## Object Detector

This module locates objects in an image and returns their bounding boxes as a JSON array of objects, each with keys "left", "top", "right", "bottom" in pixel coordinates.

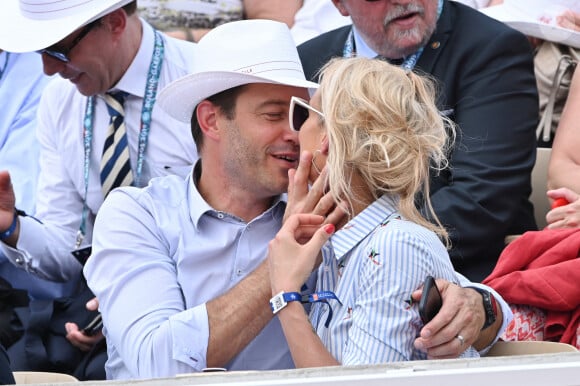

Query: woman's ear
[
  {"left": 196, "top": 100, "right": 221, "bottom": 142},
  {"left": 321, "top": 135, "right": 330, "bottom": 156}
]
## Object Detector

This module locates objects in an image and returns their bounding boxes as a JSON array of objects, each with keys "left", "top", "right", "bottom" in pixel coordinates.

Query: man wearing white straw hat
[
  {"left": 85, "top": 19, "right": 510, "bottom": 380},
  {"left": 0, "top": 0, "right": 197, "bottom": 379},
  {"left": 84, "top": 18, "right": 319, "bottom": 379}
]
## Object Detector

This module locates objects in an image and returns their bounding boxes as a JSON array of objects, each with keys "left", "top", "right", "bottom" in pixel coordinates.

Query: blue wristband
[
  {"left": 0, "top": 210, "right": 17, "bottom": 240},
  {"left": 269, "top": 290, "right": 342, "bottom": 328}
]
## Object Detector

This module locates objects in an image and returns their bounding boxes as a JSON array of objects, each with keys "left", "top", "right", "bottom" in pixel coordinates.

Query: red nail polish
[
  {"left": 551, "top": 198, "right": 569, "bottom": 209},
  {"left": 324, "top": 224, "right": 335, "bottom": 234}
]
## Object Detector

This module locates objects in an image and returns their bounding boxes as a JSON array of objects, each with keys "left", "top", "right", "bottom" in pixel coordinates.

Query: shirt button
[
  {"left": 236, "top": 269, "right": 243, "bottom": 276},
  {"left": 217, "top": 213, "right": 224, "bottom": 219},
  {"left": 15, "top": 258, "right": 23, "bottom": 265}
]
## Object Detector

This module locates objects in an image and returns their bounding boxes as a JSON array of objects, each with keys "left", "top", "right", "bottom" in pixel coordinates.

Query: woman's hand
[
  {"left": 268, "top": 214, "right": 334, "bottom": 295},
  {"left": 546, "top": 187, "right": 580, "bottom": 229}
]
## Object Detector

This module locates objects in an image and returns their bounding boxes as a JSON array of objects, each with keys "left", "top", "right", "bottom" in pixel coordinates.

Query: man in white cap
[
  {"left": 0, "top": 0, "right": 197, "bottom": 379},
  {"left": 85, "top": 19, "right": 511, "bottom": 380}
]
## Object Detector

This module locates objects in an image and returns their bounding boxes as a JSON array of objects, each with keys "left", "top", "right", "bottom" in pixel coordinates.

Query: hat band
[
  {"left": 20, "top": 0, "right": 96, "bottom": 20},
  {"left": 232, "top": 60, "right": 304, "bottom": 77}
]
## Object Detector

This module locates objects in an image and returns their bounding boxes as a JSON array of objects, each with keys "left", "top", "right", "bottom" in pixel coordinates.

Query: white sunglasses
[{"left": 289, "top": 96, "right": 325, "bottom": 132}]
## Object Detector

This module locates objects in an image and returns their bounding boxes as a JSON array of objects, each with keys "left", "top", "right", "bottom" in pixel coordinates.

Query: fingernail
[{"left": 324, "top": 224, "right": 335, "bottom": 234}]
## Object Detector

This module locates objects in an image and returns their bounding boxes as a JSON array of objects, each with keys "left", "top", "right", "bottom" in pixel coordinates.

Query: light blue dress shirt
[
  {"left": 312, "top": 195, "right": 487, "bottom": 363},
  {"left": 0, "top": 51, "right": 77, "bottom": 299},
  {"left": 85, "top": 167, "right": 294, "bottom": 379}
]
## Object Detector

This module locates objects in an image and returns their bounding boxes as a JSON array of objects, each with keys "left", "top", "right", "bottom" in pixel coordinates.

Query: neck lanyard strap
[
  {"left": 76, "top": 30, "right": 165, "bottom": 248},
  {"left": 0, "top": 52, "right": 10, "bottom": 83}
]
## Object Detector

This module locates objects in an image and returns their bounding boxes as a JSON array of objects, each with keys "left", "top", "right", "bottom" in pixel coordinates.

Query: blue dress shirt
[
  {"left": 85, "top": 169, "right": 294, "bottom": 379},
  {"left": 0, "top": 52, "right": 77, "bottom": 299}
]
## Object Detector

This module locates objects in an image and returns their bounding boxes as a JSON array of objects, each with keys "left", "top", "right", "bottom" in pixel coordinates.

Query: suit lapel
[{"left": 417, "top": 0, "right": 453, "bottom": 74}]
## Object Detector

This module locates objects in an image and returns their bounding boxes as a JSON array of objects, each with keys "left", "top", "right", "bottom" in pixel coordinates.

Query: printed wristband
[
  {"left": 270, "top": 291, "right": 303, "bottom": 314},
  {"left": 0, "top": 210, "right": 17, "bottom": 241},
  {"left": 269, "top": 290, "right": 342, "bottom": 328}
]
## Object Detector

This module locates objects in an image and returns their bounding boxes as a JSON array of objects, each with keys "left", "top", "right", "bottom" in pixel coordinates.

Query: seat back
[
  {"left": 530, "top": 147, "right": 552, "bottom": 229},
  {"left": 486, "top": 341, "right": 578, "bottom": 356},
  {"left": 13, "top": 371, "right": 79, "bottom": 384}
]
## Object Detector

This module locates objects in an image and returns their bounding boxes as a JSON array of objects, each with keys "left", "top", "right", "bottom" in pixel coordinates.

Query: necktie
[
  {"left": 374, "top": 55, "right": 404, "bottom": 66},
  {"left": 100, "top": 92, "right": 133, "bottom": 197}
]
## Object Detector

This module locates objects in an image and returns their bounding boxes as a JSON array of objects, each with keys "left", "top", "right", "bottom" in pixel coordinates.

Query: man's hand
[
  {"left": 65, "top": 297, "right": 102, "bottom": 352},
  {"left": 412, "top": 280, "right": 486, "bottom": 359},
  {"left": 0, "top": 171, "right": 17, "bottom": 234}
]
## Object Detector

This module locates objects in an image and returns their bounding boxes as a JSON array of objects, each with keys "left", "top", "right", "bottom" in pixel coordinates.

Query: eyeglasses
[
  {"left": 289, "top": 96, "right": 325, "bottom": 132},
  {"left": 37, "top": 20, "right": 98, "bottom": 63}
]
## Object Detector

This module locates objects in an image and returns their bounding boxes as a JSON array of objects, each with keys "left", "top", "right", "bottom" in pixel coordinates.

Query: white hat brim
[
  {"left": 0, "top": 0, "right": 133, "bottom": 53},
  {"left": 158, "top": 71, "right": 319, "bottom": 123},
  {"left": 481, "top": 2, "right": 580, "bottom": 49}
]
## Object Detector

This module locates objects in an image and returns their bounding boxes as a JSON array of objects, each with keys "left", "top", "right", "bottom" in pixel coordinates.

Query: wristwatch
[
  {"left": 468, "top": 287, "right": 497, "bottom": 330},
  {"left": 269, "top": 291, "right": 302, "bottom": 314}
]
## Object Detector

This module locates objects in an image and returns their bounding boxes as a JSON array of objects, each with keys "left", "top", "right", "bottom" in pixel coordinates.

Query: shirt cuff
[{"left": 169, "top": 302, "right": 210, "bottom": 372}]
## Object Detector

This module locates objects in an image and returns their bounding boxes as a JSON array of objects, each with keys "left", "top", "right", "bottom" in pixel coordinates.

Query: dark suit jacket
[{"left": 298, "top": 1, "right": 538, "bottom": 281}]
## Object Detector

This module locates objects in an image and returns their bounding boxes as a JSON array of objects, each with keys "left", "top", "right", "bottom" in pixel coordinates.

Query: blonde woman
[{"left": 268, "top": 57, "right": 480, "bottom": 366}]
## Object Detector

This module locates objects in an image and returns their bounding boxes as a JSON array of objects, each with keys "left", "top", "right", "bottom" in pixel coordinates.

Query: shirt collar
[
  {"left": 108, "top": 18, "right": 155, "bottom": 98},
  {"left": 187, "top": 161, "right": 287, "bottom": 229},
  {"left": 331, "top": 195, "right": 399, "bottom": 260},
  {"left": 351, "top": 25, "right": 378, "bottom": 59}
]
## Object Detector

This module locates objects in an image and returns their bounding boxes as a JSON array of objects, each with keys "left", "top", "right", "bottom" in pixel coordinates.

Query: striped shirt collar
[{"left": 330, "top": 195, "right": 399, "bottom": 261}]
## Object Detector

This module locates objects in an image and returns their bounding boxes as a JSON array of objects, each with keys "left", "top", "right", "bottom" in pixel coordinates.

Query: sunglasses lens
[{"left": 292, "top": 103, "right": 309, "bottom": 131}]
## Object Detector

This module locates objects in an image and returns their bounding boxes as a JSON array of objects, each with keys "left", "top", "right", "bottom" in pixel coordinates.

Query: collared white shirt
[
  {"left": 1, "top": 20, "right": 198, "bottom": 281},
  {"left": 85, "top": 168, "right": 293, "bottom": 379},
  {"left": 312, "top": 195, "right": 497, "bottom": 363}
]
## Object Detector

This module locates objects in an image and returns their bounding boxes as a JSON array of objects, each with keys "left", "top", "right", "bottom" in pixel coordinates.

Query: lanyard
[
  {"left": 76, "top": 30, "right": 165, "bottom": 249},
  {"left": 0, "top": 52, "right": 10, "bottom": 83},
  {"left": 342, "top": 0, "right": 444, "bottom": 71}
]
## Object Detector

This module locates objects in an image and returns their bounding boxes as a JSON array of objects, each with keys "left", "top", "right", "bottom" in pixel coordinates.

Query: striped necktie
[{"left": 100, "top": 91, "right": 133, "bottom": 197}]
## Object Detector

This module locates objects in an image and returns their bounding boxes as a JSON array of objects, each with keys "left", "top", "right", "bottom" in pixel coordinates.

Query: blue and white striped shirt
[{"left": 311, "top": 195, "right": 479, "bottom": 364}]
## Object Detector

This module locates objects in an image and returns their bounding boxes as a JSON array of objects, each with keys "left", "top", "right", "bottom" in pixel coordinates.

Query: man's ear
[
  {"left": 332, "top": 0, "right": 350, "bottom": 17},
  {"left": 102, "top": 7, "right": 127, "bottom": 36},
  {"left": 196, "top": 100, "right": 221, "bottom": 142}
]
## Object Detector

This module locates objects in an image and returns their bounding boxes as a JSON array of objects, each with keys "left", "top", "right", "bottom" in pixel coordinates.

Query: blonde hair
[{"left": 318, "top": 57, "right": 455, "bottom": 243}]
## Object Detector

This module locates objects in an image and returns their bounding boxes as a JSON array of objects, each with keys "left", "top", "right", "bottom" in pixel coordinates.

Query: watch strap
[{"left": 467, "top": 286, "right": 497, "bottom": 330}]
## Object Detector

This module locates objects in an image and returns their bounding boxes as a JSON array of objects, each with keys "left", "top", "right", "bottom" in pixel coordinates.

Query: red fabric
[{"left": 483, "top": 228, "right": 580, "bottom": 347}]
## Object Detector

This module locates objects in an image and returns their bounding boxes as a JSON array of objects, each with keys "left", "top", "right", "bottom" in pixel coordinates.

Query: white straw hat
[
  {"left": 0, "top": 0, "right": 134, "bottom": 53},
  {"left": 481, "top": 0, "right": 580, "bottom": 49},
  {"left": 157, "top": 19, "right": 319, "bottom": 123}
]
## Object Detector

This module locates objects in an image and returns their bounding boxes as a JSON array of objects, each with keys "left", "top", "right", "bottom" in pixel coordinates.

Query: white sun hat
[
  {"left": 0, "top": 0, "right": 134, "bottom": 53},
  {"left": 157, "top": 19, "right": 319, "bottom": 123},
  {"left": 481, "top": 0, "right": 580, "bottom": 49}
]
